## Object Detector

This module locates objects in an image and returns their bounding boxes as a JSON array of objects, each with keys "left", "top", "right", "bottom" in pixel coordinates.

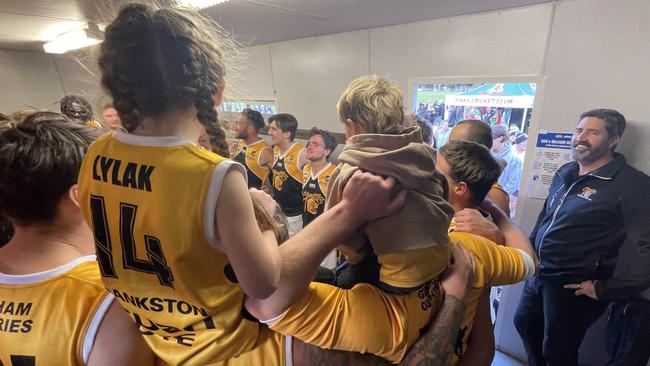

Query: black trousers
[
  {"left": 606, "top": 301, "right": 650, "bottom": 366},
  {"left": 514, "top": 277, "right": 607, "bottom": 366}
]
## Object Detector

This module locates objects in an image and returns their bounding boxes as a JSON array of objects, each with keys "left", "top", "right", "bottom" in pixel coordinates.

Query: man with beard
[
  {"left": 232, "top": 108, "right": 274, "bottom": 189},
  {"left": 514, "top": 109, "right": 650, "bottom": 366}
]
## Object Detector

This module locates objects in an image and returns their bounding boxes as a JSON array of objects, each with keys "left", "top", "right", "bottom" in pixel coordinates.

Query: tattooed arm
[
  {"left": 292, "top": 338, "right": 387, "bottom": 366},
  {"left": 399, "top": 294, "right": 468, "bottom": 366},
  {"left": 293, "top": 244, "right": 476, "bottom": 366},
  {"left": 400, "top": 243, "right": 474, "bottom": 366}
]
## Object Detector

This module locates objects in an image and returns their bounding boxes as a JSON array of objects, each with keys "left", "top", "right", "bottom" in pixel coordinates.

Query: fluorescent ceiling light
[
  {"left": 43, "top": 23, "right": 103, "bottom": 54},
  {"left": 176, "top": 0, "right": 229, "bottom": 9}
]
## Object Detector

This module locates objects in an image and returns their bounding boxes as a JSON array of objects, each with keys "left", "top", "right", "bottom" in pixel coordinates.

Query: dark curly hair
[
  {"left": 60, "top": 95, "right": 94, "bottom": 122},
  {"left": 98, "top": 3, "right": 229, "bottom": 156},
  {"left": 0, "top": 112, "right": 104, "bottom": 224},
  {"left": 241, "top": 108, "right": 265, "bottom": 131}
]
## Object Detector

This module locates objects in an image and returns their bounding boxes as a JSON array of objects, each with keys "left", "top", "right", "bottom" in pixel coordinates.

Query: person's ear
[
  {"left": 345, "top": 119, "right": 365, "bottom": 136},
  {"left": 456, "top": 181, "right": 469, "bottom": 199},
  {"left": 609, "top": 135, "right": 620, "bottom": 150},
  {"left": 68, "top": 184, "right": 80, "bottom": 208}
]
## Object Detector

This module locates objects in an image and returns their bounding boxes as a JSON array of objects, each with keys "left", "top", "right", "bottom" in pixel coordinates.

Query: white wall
[
  {"left": 224, "top": 44, "right": 275, "bottom": 101},
  {"left": 0, "top": 50, "right": 101, "bottom": 116},
  {"left": 52, "top": 54, "right": 102, "bottom": 104},
  {"left": 235, "top": 3, "right": 553, "bottom": 133},
  {"left": 370, "top": 5, "right": 551, "bottom": 90},
  {"left": 271, "top": 30, "right": 371, "bottom": 131},
  {"left": 0, "top": 50, "right": 64, "bottom": 113}
]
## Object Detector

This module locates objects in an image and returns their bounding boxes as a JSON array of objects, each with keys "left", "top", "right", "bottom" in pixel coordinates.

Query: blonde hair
[
  {"left": 337, "top": 75, "right": 404, "bottom": 134},
  {"left": 250, "top": 194, "right": 289, "bottom": 245}
]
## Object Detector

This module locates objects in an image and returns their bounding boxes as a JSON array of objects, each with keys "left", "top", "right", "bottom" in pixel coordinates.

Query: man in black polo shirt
[{"left": 514, "top": 109, "right": 650, "bottom": 366}]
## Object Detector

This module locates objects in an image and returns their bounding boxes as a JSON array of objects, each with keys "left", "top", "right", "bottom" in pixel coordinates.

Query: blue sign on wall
[{"left": 535, "top": 132, "right": 573, "bottom": 149}]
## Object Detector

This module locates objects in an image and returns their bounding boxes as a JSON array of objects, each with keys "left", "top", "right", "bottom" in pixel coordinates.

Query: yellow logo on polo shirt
[{"left": 578, "top": 187, "right": 597, "bottom": 201}]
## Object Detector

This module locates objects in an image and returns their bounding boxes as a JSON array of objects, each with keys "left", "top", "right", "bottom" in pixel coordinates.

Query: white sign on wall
[
  {"left": 445, "top": 94, "right": 535, "bottom": 109},
  {"left": 527, "top": 131, "right": 573, "bottom": 199},
  {"left": 219, "top": 100, "right": 277, "bottom": 115}
]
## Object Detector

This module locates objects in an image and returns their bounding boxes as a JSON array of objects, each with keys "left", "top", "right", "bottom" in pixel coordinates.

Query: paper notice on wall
[{"left": 527, "top": 131, "right": 573, "bottom": 199}]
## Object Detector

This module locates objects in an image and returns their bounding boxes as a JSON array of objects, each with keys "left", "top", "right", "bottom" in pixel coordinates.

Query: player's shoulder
[
  {"left": 64, "top": 260, "right": 106, "bottom": 291},
  {"left": 258, "top": 139, "right": 271, "bottom": 148},
  {"left": 449, "top": 231, "right": 499, "bottom": 255},
  {"left": 324, "top": 162, "right": 337, "bottom": 175},
  {"left": 87, "top": 131, "right": 114, "bottom": 150},
  {"left": 305, "top": 163, "right": 314, "bottom": 174}
]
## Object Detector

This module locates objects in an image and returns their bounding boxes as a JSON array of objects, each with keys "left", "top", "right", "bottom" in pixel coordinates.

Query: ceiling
[{"left": 0, "top": 0, "right": 554, "bottom": 51}]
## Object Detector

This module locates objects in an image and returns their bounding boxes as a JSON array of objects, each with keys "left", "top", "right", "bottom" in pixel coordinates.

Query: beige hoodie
[{"left": 327, "top": 126, "right": 454, "bottom": 288}]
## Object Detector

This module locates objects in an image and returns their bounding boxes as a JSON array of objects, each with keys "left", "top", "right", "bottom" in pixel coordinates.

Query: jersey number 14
[{"left": 90, "top": 195, "right": 175, "bottom": 288}]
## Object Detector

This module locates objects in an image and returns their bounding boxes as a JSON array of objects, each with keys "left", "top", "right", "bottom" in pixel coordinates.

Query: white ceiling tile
[{"left": 0, "top": 0, "right": 554, "bottom": 51}]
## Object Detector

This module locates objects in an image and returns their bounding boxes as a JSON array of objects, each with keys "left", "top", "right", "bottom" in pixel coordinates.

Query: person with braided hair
[
  {"left": 76, "top": 3, "right": 407, "bottom": 365},
  {"left": 60, "top": 95, "right": 103, "bottom": 128}
]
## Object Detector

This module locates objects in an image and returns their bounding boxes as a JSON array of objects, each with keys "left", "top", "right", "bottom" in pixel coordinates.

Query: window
[
  {"left": 412, "top": 82, "right": 536, "bottom": 148},
  {"left": 219, "top": 100, "right": 278, "bottom": 115}
]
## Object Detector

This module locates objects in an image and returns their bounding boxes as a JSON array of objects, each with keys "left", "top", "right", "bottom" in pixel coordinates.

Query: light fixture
[
  {"left": 176, "top": 0, "right": 229, "bottom": 9},
  {"left": 43, "top": 23, "right": 103, "bottom": 54}
]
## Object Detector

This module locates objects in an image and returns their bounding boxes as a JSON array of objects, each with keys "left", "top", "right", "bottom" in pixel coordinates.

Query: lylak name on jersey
[{"left": 91, "top": 155, "right": 155, "bottom": 192}]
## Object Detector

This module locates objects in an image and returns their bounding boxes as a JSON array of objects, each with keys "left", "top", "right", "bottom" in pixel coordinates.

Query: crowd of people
[
  {"left": 420, "top": 116, "right": 528, "bottom": 217},
  {"left": 0, "top": 3, "right": 649, "bottom": 366}
]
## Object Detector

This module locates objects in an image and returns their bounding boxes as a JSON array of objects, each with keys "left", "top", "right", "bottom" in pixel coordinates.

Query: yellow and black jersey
[
  {"left": 267, "top": 279, "right": 442, "bottom": 364},
  {"left": 268, "top": 229, "right": 534, "bottom": 365},
  {"left": 232, "top": 139, "right": 271, "bottom": 189},
  {"left": 492, "top": 182, "right": 508, "bottom": 193},
  {"left": 0, "top": 256, "right": 113, "bottom": 366},
  {"left": 271, "top": 143, "right": 304, "bottom": 216},
  {"left": 85, "top": 120, "right": 103, "bottom": 129},
  {"left": 447, "top": 229, "right": 535, "bottom": 363},
  {"left": 77, "top": 132, "right": 274, "bottom": 365},
  {"left": 302, "top": 162, "right": 336, "bottom": 226}
]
